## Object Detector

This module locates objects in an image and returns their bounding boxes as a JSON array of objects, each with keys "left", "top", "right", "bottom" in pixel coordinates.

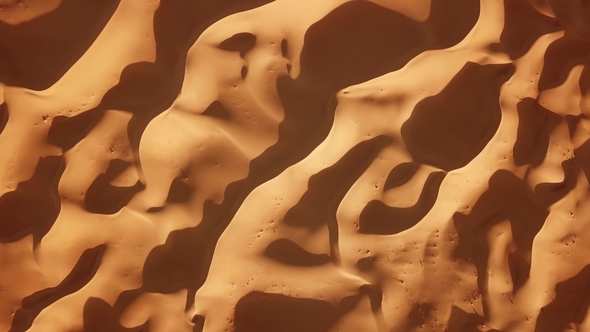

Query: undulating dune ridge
[{"left": 1, "top": 0, "right": 590, "bottom": 331}]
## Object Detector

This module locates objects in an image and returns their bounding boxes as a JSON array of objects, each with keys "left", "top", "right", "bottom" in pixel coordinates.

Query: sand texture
[{"left": 1, "top": 0, "right": 590, "bottom": 331}]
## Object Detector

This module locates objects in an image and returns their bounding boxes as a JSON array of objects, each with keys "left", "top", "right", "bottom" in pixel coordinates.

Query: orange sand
[{"left": 1, "top": 0, "right": 590, "bottom": 331}]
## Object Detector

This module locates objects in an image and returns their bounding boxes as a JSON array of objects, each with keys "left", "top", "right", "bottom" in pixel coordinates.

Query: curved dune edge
[{"left": 1, "top": 0, "right": 590, "bottom": 331}]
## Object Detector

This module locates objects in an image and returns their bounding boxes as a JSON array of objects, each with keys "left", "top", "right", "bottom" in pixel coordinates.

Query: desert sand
[{"left": 1, "top": 0, "right": 590, "bottom": 331}]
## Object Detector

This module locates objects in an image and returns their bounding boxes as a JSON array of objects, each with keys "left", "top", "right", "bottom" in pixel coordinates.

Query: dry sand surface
[{"left": 1, "top": 0, "right": 590, "bottom": 331}]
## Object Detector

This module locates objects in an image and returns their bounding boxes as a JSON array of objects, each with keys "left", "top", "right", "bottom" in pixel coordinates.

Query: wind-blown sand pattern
[{"left": 1, "top": 0, "right": 590, "bottom": 331}]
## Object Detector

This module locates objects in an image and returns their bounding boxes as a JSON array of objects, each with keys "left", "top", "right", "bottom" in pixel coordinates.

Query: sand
[{"left": 1, "top": 0, "right": 590, "bottom": 331}]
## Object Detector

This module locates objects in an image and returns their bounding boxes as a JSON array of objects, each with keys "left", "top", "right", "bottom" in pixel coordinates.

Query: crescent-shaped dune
[{"left": 1, "top": 0, "right": 590, "bottom": 331}]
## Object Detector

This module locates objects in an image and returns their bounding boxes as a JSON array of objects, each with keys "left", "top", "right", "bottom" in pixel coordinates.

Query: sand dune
[{"left": 1, "top": 0, "right": 590, "bottom": 331}]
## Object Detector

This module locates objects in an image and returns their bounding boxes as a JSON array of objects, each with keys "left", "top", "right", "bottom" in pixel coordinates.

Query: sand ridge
[{"left": 1, "top": 0, "right": 590, "bottom": 331}]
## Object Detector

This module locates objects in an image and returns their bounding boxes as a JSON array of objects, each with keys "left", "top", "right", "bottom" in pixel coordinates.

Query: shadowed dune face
[
  {"left": 0, "top": 156, "right": 63, "bottom": 244},
  {"left": 490, "top": 0, "right": 562, "bottom": 59},
  {"left": 0, "top": 0, "right": 120, "bottom": 90},
  {"left": 453, "top": 171, "right": 549, "bottom": 312},
  {"left": 401, "top": 62, "right": 514, "bottom": 171},
  {"left": 233, "top": 291, "right": 361, "bottom": 332},
  {"left": 1, "top": 0, "right": 590, "bottom": 331},
  {"left": 298, "top": 0, "right": 480, "bottom": 92}
]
